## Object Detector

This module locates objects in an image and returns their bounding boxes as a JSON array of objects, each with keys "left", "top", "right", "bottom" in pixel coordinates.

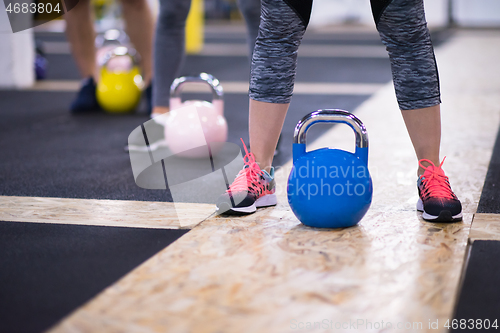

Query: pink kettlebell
[{"left": 166, "top": 73, "right": 228, "bottom": 158}]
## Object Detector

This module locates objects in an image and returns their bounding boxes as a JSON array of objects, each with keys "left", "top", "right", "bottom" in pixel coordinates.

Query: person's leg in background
[
  {"left": 124, "top": 0, "right": 190, "bottom": 152},
  {"left": 237, "top": 0, "right": 260, "bottom": 58},
  {"left": 151, "top": 0, "right": 261, "bottom": 118},
  {"left": 135, "top": 0, "right": 262, "bottom": 153},
  {"left": 65, "top": 0, "right": 154, "bottom": 113},
  {"left": 372, "top": 0, "right": 462, "bottom": 221},
  {"left": 130, "top": 0, "right": 262, "bottom": 152},
  {"left": 150, "top": 0, "right": 191, "bottom": 118},
  {"left": 64, "top": 0, "right": 100, "bottom": 112},
  {"left": 64, "top": 0, "right": 96, "bottom": 79},
  {"left": 121, "top": 0, "right": 154, "bottom": 111}
]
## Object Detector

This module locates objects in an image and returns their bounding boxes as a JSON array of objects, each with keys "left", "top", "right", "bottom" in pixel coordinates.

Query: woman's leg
[
  {"left": 248, "top": 0, "right": 312, "bottom": 171},
  {"left": 64, "top": 0, "right": 102, "bottom": 112},
  {"left": 372, "top": 0, "right": 441, "bottom": 175},
  {"left": 216, "top": 0, "right": 312, "bottom": 214},
  {"left": 121, "top": 0, "right": 154, "bottom": 85},
  {"left": 401, "top": 105, "right": 441, "bottom": 176},
  {"left": 372, "top": 0, "right": 461, "bottom": 221},
  {"left": 249, "top": 100, "right": 288, "bottom": 173},
  {"left": 126, "top": 0, "right": 190, "bottom": 152},
  {"left": 151, "top": 0, "right": 191, "bottom": 117},
  {"left": 64, "top": 0, "right": 95, "bottom": 80}
]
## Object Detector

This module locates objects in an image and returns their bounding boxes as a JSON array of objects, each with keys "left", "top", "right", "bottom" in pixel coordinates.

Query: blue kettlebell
[{"left": 287, "top": 109, "right": 373, "bottom": 228}]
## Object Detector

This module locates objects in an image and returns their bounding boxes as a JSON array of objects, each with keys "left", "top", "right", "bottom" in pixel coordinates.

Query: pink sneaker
[
  {"left": 417, "top": 158, "right": 462, "bottom": 222},
  {"left": 216, "top": 141, "right": 277, "bottom": 214}
]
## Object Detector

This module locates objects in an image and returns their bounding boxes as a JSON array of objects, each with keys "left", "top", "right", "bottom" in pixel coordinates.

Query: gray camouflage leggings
[{"left": 249, "top": 0, "right": 441, "bottom": 110}]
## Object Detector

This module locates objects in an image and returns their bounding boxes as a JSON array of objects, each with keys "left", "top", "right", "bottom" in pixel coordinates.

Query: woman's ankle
[{"left": 151, "top": 106, "right": 169, "bottom": 118}]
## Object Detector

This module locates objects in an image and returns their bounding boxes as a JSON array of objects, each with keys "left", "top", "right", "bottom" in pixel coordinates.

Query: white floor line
[
  {"left": 201, "top": 43, "right": 388, "bottom": 58},
  {"left": 23, "top": 80, "right": 386, "bottom": 94},
  {"left": 27, "top": 80, "right": 81, "bottom": 91},
  {"left": 42, "top": 41, "right": 388, "bottom": 58}
]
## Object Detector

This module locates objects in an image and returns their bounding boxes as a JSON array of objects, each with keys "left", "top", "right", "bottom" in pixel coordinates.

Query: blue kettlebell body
[{"left": 287, "top": 110, "right": 373, "bottom": 228}]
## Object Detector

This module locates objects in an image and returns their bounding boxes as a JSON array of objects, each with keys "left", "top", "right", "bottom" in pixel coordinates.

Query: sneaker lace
[
  {"left": 227, "top": 139, "right": 264, "bottom": 194},
  {"left": 418, "top": 157, "right": 455, "bottom": 199}
]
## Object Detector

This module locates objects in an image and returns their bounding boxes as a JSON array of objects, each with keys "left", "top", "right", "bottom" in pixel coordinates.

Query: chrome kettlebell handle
[
  {"left": 170, "top": 73, "right": 223, "bottom": 101},
  {"left": 95, "top": 29, "right": 130, "bottom": 49},
  {"left": 293, "top": 109, "right": 369, "bottom": 149},
  {"left": 99, "top": 46, "right": 138, "bottom": 67}
]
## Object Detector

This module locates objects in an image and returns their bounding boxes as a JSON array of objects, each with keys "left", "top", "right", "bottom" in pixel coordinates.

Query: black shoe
[
  {"left": 34, "top": 40, "right": 48, "bottom": 80},
  {"left": 417, "top": 158, "right": 462, "bottom": 222},
  {"left": 70, "top": 77, "right": 102, "bottom": 113},
  {"left": 144, "top": 83, "right": 152, "bottom": 116}
]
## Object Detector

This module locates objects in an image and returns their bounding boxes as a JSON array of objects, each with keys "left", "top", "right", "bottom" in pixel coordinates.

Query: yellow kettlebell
[{"left": 96, "top": 46, "right": 143, "bottom": 114}]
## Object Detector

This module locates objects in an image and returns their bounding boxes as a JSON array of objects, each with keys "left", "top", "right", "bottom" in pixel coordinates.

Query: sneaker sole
[
  {"left": 417, "top": 198, "right": 463, "bottom": 222},
  {"left": 218, "top": 193, "right": 277, "bottom": 215}
]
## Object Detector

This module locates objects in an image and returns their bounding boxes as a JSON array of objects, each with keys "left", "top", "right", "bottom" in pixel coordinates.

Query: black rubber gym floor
[
  {"left": 0, "top": 27, "right": 499, "bottom": 332},
  {"left": 0, "top": 221, "right": 188, "bottom": 333},
  {"left": 452, "top": 240, "right": 500, "bottom": 331},
  {"left": 477, "top": 126, "right": 500, "bottom": 214}
]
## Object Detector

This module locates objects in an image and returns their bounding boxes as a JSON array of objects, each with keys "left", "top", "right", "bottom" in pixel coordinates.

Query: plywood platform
[
  {"left": 43, "top": 30, "right": 500, "bottom": 332},
  {"left": 0, "top": 196, "right": 214, "bottom": 229}
]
